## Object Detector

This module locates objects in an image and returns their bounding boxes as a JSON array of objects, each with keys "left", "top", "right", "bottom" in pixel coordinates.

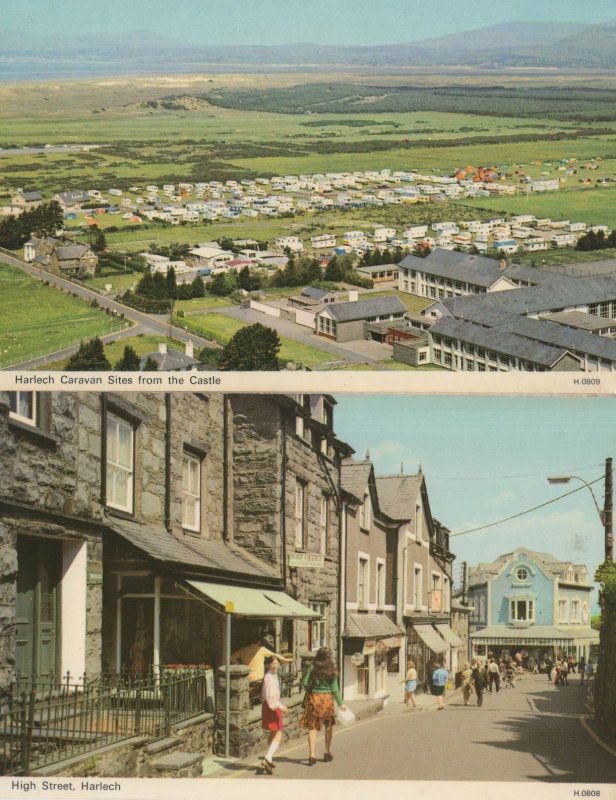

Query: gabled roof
[
  {"left": 319, "top": 295, "right": 406, "bottom": 322},
  {"left": 341, "top": 460, "right": 372, "bottom": 502},
  {"left": 375, "top": 474, "right": 424, "bottom": 521},
  {"left": 20, "top": 191, "right": 42, "bottom": 202},
  {"left": 55, "top": 244, "right": 91, "bottom": 261},
  {"left": 301, "top": 286, "right": 332, "bottom": 301}
]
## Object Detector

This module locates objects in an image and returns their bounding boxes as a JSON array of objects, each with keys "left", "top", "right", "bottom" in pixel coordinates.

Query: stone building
[
  {"left": 229, "top": 394, "right": 351, "bottom": 666},
  {"left": 23, "top": 236, "right": 98, "bottom": 278},
  {"left": 0, "top": 391, "right": 346, "bottom": 697}
]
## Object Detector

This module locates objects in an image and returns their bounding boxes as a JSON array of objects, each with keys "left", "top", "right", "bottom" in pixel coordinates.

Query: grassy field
[
  {"left": 0, "top": 260, "right": 126, "bottom": 367},
  {"left": 177, "top": 311, "right": 346, "bottom": 367}
]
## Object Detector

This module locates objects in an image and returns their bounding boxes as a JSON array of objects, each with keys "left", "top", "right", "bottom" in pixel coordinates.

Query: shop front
[
  {"left": 406, "top": 623, "right": 448, "bottom": 692},
  {"left": 342, "top": 613, "right": 404, "bottom": 701},
  {"left": 469, "top": 625, "right": 600, "bottom": 668}
]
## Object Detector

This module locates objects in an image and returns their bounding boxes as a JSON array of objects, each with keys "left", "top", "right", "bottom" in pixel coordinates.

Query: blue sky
[
  {"left": 334, "top": 395, "right": 615, "bottom": 610},
  {"left": 3, "top": 0, "right": 615, "bottom": 45}
]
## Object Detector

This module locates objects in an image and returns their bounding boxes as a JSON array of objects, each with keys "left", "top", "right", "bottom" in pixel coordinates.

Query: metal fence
[{"left": 0, "top": 669, "right": 214, "bottom": 776}]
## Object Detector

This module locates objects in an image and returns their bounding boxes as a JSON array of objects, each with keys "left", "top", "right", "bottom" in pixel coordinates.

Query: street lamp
[{"left": 547, "top": 457, "right": 613, "bottom": 562}]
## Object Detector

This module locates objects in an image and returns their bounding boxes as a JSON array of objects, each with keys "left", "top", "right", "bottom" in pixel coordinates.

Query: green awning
[{"left": 185, "top": 580, "right": 320, "bottom": 619}]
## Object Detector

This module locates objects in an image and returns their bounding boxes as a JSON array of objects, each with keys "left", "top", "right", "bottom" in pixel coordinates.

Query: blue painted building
[{"left": 465, "top": 549, "right": 598, "bottom": 664}]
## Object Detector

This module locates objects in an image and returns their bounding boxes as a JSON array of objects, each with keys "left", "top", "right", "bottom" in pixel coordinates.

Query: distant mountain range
[{"left": 1, "top": 20, "right": 616, "bottom": 71}]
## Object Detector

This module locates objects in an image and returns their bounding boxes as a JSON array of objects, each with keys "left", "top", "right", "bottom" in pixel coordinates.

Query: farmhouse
[
  {"left": 53, "top": 190, "right": 92, "bottom": 210},
  {"left": 315, "top": 295, "right": 406, "bottom": 342},
  {"left": 25, "top": 235, "right": 98, "bottom": 278}
]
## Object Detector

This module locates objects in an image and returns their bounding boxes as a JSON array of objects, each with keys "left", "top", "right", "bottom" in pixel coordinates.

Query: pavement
[{"left": 202, "top": 674, "right": 616, "bottom": 782}]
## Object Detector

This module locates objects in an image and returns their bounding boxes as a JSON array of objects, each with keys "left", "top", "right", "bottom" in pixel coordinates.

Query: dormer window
[{"left": 515, "top": 567, "right": 529, "bottom": 582}]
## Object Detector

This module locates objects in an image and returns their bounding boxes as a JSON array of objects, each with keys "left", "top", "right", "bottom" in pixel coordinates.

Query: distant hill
[{"left": 1, "top": 19, "right": 615, "bottom": 71}]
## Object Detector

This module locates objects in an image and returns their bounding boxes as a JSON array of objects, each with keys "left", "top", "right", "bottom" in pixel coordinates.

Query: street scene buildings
[{"left": 0, "top": 390, "right": 610, "bottom": 780}]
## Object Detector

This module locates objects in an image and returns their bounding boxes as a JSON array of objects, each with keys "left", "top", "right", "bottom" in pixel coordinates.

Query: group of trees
[
  {"left": 357, "top": 246, "right": 406, "bottom": 267},
  {"left": 64, "top": 338, "right": 159, "bottom": 371},
  {"left": 324, "top": 254, "right": 373, "bottom": 287},
  {"left": 122, "top": 267, "right": 206, "bottom": 312},
  {"left": 0, "top": 201, "right": 63, "bottom": 249},
  {"left": 576, "top": 229, "right": 616, "bottom": 251}
]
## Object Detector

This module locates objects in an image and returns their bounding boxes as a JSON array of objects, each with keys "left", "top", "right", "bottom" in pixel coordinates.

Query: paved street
[{"left": 214, "top": 674, "right": 615, "bottom": 782}]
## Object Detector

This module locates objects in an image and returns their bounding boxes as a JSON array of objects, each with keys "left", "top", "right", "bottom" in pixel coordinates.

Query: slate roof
[
  {"left": 430, "top": 316, "right": 576, "bottom": 367},
  {"left": 56, "top": 245, "right": 91, "bottom": 260},
  {"left": 341, "top": 460, "right": 372, "bottom": 502},
  {"left": 437, "top": 298, "right": 616, "bottom": 362},
  {"left": 345, "top": 613, "right": 404, "bottom": 639},
  {"left": 356, "top": 263, "right": 399, "bottom": 275},
  {"left": 398, "top": 249, "right": 552, "bottom": 288},
  {"left": 468, "top": 549, "right": 591, "bottom": 588},
  {"left": 319, "top": 296, "right": 406, "bottom": 322},
  {"left": 110, "top": 519, "right": 278, "bottom": 579},
  {"left": 21, "top": 191, "right": 42, "bottom": 202},
  {"left": 541, "top": 311, "right": 616, "bottom": 331},
  {"left": 139, "top": 348, "right": 199, "bottom": 371},
  {"left": 477, "top": 275, "right": 616, "bottom": 315},
  {"left": 375, "top": 474, "right": 423, "bottom": 521},
  {"left": 301, "top": 286, "right": 332, "bottom": 301}
]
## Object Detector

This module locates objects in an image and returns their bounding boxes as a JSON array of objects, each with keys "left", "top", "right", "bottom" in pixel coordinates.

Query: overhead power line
[{"left": 450, "top": 474, "right": 605, "bottom": 538}]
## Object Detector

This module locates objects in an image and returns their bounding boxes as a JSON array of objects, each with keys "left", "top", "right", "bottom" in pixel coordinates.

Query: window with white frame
[
  {"left": 376, "top": 560, "right": 385, "bottom": 608},
  {"left": 413, "top": 565, "right": 422, "bottom": 608},
  {"left": 182, "top": 451, "right": 201, "bottom": 532},
  {"left": 358, "top": 556, "right": 369, "bottom": 607},
  {"left": 295, "top": 479, "right": 306, "bottom": 549},
  {"left": 9, "top": 391, "right": 37, "bottom": 426},
  {"left": 558, "top": 599, "right": 568, "bottom": 622},
  {"left": 415, "top": 504, "right": 422, "bottom": 542},
  {"left": 310, "top": 602, "right": 327, "bottom": 651},
  {"left": 360, "top": 490, "right": 371, "bottom": 531},
  {"left": 295, "top": 414, "right": 305, "bottom": 439},
  {"left": 320, "top": 494, "right": 329, "bottom": 554},
  {"left": 431, "top": 573, "right": 442, "bottom": 612},
  {"left": 443, "top": 576, "right": 450, "bottom": 612},
  {"left": 509, "top": 598, "right": 534, "bottom": 622},
  {"left": 570, "top": 599, "right": 580, "bottom": 622},
  {"left": 106, "top": 413, "right": 134, "bottom": 513}
]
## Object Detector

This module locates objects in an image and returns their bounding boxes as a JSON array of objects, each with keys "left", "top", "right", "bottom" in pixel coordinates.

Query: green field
[
  {"left": 176, "top": 312, "right": 346, "bottom": 368},
  {"left": 0, "top": 261, "right": 126, "bottom": 367}
]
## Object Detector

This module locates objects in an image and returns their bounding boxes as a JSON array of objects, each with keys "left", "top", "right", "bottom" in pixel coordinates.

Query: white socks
[{"left": 265, "top": 739, "right": 280, "bottom": 762}]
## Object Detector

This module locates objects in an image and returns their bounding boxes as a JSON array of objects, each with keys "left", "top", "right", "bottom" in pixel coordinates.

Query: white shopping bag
[{"left": 336, "top": 706, "right": 356, "bottom": 726}]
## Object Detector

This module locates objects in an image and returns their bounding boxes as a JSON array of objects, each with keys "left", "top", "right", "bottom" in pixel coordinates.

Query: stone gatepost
[{"left": 215, "top": 665, "right": 251, "bottom": 758}]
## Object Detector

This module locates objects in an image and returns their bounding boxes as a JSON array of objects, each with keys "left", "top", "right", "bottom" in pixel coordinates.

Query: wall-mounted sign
[
  {"left": 288, "top": 553, "right": 326, "bottom": 569},
  {"left": 430, "top": 590, "right": 442, "bottom": 612}
]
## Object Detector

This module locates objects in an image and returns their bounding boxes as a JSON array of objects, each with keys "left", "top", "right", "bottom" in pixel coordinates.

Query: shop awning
[
  {"left": 435, "top": 623, "right": 463, "bottom": 648},
  {"left": 413, "top": 624, "right": 448, "bottom": 654},
  {"left": 185, "top": 580, "right": 320, "bottom": 619}
]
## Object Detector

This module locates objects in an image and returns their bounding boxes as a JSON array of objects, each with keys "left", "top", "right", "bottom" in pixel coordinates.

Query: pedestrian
[
  {"left": 472, "top": 661, "right": 486, "bottom": 707},
  {"left": 487, "top": 658, "right": 500, "bottom": 693},
  {"left": 400, "top": 659, "right": 418, "bottom": 710},
  {"left": 568, "top": 656, "right": 576, "bottom": 674},
  {"left": 461, "top": 662, "right": 473, "bottom": 706},
  {"left": 260, "top": 656, "right": 288, "bottom": 774},
  {"left": 505, "top": 660, "right": 515, "bottom": 688},
  {"left": 584, "top": 659, "right": 594, "bottom": 682},
  {"left": 579, "top": 655, "right": 586, "bottom": 684},
  {"left": 546, "top": 657, "right": 553, "bottom": 681},
  {"left": 299, "top": 647, "right": 348, "bottom": 766},
  {"left": 560, "top": 658, "right": 569, "bottom": 686},
  {"left": 554, "top": 659, "right": 562, "bottom": 686},
  {"left": 431, "top": 661, "right": 449, "bottom": 710}
]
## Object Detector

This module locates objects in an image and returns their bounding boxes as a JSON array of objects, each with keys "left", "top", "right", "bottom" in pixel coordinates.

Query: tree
[
  {"left": 218, "top": 323, "right": 281, "bottom": 370},
  {"left": 114, "top": 345, "right": 141, "bottom": 371},
  {"left": 65, "top": 337, "right": 111, "bottom": 370},
  {"left": 209, "top": 271, "right": 239, "bottom": 296},
  {"left": 165, "top": 267, "right": 177, "bottom": 300},
  {"left": 91, "top": 226, "right": 107, "bottom": 253},
  {"left": 191, "top": 275, "right": 206, "bottom": 297},
  {"left": 142, "top": 356, "right": 159, "bottom": 371}
]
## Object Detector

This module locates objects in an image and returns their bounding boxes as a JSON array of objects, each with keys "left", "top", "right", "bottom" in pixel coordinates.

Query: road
[
  {"left": 220, "top": 674, "right": 615, "bottom": 783},
  {"left": 1, "top": 250, "right": 220, "bottom": 368}
]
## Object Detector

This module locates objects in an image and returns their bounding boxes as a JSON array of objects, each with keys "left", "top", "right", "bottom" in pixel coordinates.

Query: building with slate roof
[
  {"left": 0, "top": 390, "right": 349, "bottom": 699},
  {"left": 315, "top": 295, "right": 406, "bottom": 342},
  {"left": 399, "top": 257, "right": 616, "bottom": 370},
  {"left": 25, "top": 235, "right": 98, "bottom": 277},
  {"left": 287, "top": 285, "right": 338, "bottom": 309},
  {"left": 464, "top": 548, "right": 599, "bottom": 666},
  {"left": 139, "top": 342, "right": 199, "bottom": 371},
  {"left": 341, "top": 457, "right": 463, "bottom": 697},
  {"left": 398, "top": 248, "right": 551, "bottom": 299}
]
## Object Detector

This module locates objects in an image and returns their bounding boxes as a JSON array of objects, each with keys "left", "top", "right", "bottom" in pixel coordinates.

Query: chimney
[
  {"left": 185, "top": 340, "right": 194, "bottom": 359},
  {"left": 158, "top": 342, "right": 167, "bottom": 355},
  {"left": 349, "top": 290, "right": 359, "bottom": 302},
  {"left": 499, "top": 258, "right": 507, "bottom": 271}
]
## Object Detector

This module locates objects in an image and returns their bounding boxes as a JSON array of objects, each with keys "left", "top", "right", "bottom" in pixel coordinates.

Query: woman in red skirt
[
  {"left": 261, "top": 656, "right": 288, "bottom": 774},
  {"left": 299, "top": 647, "right": 348, "bottom": 765}
]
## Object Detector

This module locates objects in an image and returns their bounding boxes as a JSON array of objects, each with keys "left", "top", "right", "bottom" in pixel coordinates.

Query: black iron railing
[{"left": 0, "top": 669, "right": 214, "bottom": 776}]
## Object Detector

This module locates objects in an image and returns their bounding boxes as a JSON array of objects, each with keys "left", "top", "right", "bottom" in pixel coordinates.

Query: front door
[{"left": 15, "top": 536, "right": 61, "bottom": 680}]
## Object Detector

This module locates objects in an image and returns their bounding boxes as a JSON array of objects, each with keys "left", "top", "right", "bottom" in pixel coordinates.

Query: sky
[
  {"left": 3, "top": 0, "right": 615, "bottom": 45},
  {"left": 334, "top": 394, "right": 614, "bottom": 610}
]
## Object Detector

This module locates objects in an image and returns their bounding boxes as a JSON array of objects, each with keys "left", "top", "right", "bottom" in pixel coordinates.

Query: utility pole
[{"left": 605, "top": 456, "right": 613, "bottom": 562}]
